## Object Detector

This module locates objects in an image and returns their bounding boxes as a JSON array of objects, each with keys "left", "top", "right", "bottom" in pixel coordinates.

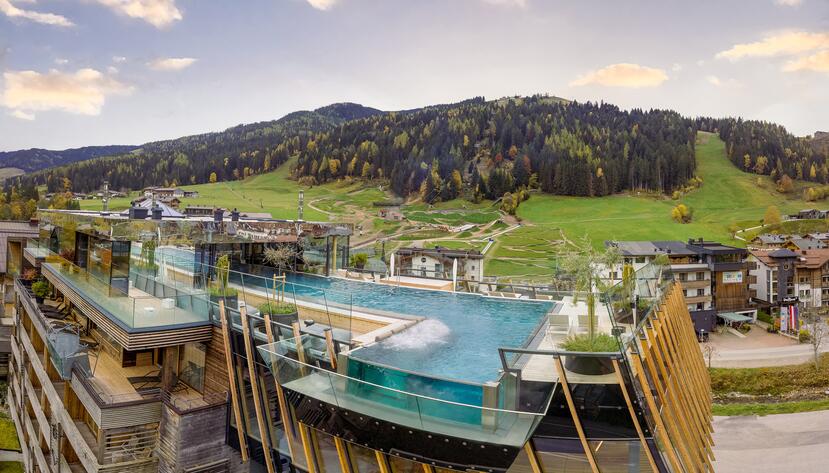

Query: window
[
  {"left": 179, "top": 342, "right": 206, "bottom": 392},
  {"left": 609, "top": 271, "right": 619, "bottom": 280},
  {"left": 799, "top": 276, "right": 809, "bottom": 284},
  {"left": 678, "top": 273, "right": 688, "bottom": 282},
  {"left": 697, "top": 289, "right": 705, "bottom": 296},
  {"left": 697, "top": 272, "right": 706, "bottom": 280},
  {"left": 634, "top": 257, "right": 646, "bottom": 264},
  {"left": 697, "top": 303, "right": 705, "bottom": 310}
]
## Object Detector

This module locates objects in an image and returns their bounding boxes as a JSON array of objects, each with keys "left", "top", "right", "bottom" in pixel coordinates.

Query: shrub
[
  {"left": 757, "top": 310, "right": 773, "bottom": 325},
  {"left": 350, "top": 253, "right": 368, "bottom": 269},
  {"left": 799, "top": 329, "right": 812, "bottom": 343},
  {"left": 561, "top": 333, "right": 620, "bottom": 352},
  {"left": 258, "top": 302, "right": 297, "bottom": 315},
  {"left": 31, "top": 280, "right": 50, "bottom": 299},
  {"left": 21, "top": 268, "right": 38, "bottom": 281}
]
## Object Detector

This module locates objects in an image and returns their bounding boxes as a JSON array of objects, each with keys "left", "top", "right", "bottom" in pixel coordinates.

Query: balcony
[{"left": 40, "top": 256, "right": 213, "bottom": 350}]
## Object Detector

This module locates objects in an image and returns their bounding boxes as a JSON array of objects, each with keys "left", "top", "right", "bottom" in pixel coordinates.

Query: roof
[
  {"left": 718, "top": 312, "right": 753, "bottom": 323},
  {"left": 750, "top": 248, "right": 829, "bottom": 269},
  {"left": 787, "top": 237, "right": 827, "bottom": 250},
  {"left": 752, "top": 234, "right": 790, "bottom": 244},
  {"left": 396, "top": 246, "right": 484, "bottom": 259},
  {"left": 120, "top": 199, "right": 184, "bottom": 218},
  {"left": 0, "top": 220, "right": 39, "bottom": 235}
]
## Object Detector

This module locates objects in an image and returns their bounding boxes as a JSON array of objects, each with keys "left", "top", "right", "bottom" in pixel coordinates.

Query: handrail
[{"left": 262, "top": 338, "right": 550, "bottom": 416}]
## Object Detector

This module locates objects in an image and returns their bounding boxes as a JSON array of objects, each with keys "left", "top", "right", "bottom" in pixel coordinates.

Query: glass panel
[
  {"left": 179, "top": 342, "right": 206, "bottom": 392},
  {"left": 313, "top": 430, "right": 344, "bottom": 473},
  {"left": 389, "top": 456, "right": 420, "bottom": 473},
  {"left": 348, "top": 443, "right": 381, "bottom": 473}
]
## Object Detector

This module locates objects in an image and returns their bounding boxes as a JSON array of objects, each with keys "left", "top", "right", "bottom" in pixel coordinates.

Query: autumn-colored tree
[
  {"left": 764, "top": 205, "right": 782, "bottom": 225},
  {"left": 209, "top": 172, "right": 218, "bottom": 183},
  {"left": 777, "top": 174, "right": 794, "bottom": 193},
  {"left": 671, "top": 203, "right": 692, "bottom": 223}
]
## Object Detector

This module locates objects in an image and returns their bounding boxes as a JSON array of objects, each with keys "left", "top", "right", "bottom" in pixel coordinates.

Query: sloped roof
[{"left": 120, "top": 199, "right": 184, "bottom": 218}]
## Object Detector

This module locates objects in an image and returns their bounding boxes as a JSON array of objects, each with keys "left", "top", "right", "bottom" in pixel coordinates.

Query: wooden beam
[
  {"left": 524, "top": 442, "right": 544, "bottom": 473},
  {"left": 218, "top": 300, "right": 248, "bottom": 462},
  {"left": 298, "top": 423, "right": 318, "bottom": 473},
  {"left": 324, "top": 329, "right": 337, "bottom": 370},
  {"left": 553, "top": 356, "right": 600, "bottom": 473},
  {"left": 611, "top": 359, "right": 658, "bottom": 473},
  {"left": 239, "top": 304, "right": 277, "bottom": 473},
  {"left": 334, "top": 437, "right": 354, "bottom": 473},
  {"left": 374, "top": 450, "right": 391, "bottom": 473},
  {"left": 263, "top": 311, "right": 298, "bottom": 460}
]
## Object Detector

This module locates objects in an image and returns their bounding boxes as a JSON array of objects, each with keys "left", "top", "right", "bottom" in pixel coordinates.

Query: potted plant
[
  {"left": 350, "top": 253, "right": 368, "bottom": 270},
  {"left": 210, "top": 255, "right": 239, "bottom": 308},
  {"left": 560, "top": 333, "right": 620, "bottom": 375},
  {"left": 258, "top": 301, "right": 299, "bottom": 326},
  {"left": 21, "top": 268, "right": 38, "bottom": 286},
  {"left": 558, "top": 237, "right": 623, "bottom": 375},
  {"left": 31, "top": 279, "right": 50, "bottom": 304}
]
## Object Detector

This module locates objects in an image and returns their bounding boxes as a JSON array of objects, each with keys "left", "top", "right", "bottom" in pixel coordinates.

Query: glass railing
[
  {"left": 41, "top": 253, "right": 210, "bottom": 330},
  {"left": 258, "top": 335, "right": 547, "bottom": 447}
]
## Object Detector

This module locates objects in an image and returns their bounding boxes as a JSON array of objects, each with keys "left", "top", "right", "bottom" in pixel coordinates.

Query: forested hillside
[
  {"left": 10, "top": 97, "right": 699, "bottom": 201},
  {"left": 15, "top": 102, "right": 382, "bottom": 193},
  {"left": 696, "top": 117, "right": 829, "bottom": 185},
  {"left": 0, "top": 145, "right": 138, "bottom": 172},
  {"left": 296, "top": 96, "right": 697, "bottom": 201}
]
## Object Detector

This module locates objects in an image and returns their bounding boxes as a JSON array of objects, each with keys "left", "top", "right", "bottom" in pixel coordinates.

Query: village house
[
  {"left": 747, "top": 247, "right": 829, "bottom": 309},
  {"left": 605, "top": 239, "right": 753, "bottom": 332},
  {"left": 394, "top": 246, "right": 484, "bottom": 281}
]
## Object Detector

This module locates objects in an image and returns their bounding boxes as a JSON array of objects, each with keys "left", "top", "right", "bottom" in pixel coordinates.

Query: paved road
[
  {"left": 711, "top": 343, "right": 829, "bottom": 368},
  {"left": 713, "top": 411, "right": 829, "bottom": 472}
]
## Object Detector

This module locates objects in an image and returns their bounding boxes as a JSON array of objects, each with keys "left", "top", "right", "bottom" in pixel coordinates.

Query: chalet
[
  {"left": 791, "top": 208, "right": 829, "bottom": 220},
  {"left": 395, "top": 246, "right": 484, "bottom": 281},
  {"left": 143, "top": 187, "right": 199, "bottom": 199},
  {"left": 184, "top": 205, "right": 214, "bottom": 217},
  {"left": 747, "top": 248, "right": 829, "bottom": 309},
  {"left": 605, "top": 239, "right": 753, "bottom": 332}
]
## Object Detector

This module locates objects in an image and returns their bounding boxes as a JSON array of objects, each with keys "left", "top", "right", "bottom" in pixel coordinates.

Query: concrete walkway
[
  {"left": 713, "top": 411, "right": 829, "bottom": 472},
  {"left": 710, "top": 343, "right": 828, "bottom": 368}
]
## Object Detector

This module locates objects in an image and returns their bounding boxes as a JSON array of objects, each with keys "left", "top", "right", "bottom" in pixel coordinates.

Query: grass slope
[{"left": 487, "top": 131, "right": 814, "bottom": 277}]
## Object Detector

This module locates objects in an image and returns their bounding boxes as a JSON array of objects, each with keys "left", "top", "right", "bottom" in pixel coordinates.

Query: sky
[{"left": 0, "top": 0, "right": 828, "bottom": 151}]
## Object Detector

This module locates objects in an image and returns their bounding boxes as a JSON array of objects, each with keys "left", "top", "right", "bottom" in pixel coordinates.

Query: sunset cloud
[
  {"left": 147, "top": 57, "right": 197, "bottom": 71},
  {"left": 716, "top": 31, "right": 829, "bottom": 60},
  {"left": 783, "top": 50, "right": 829, "bottom": 73},
  {"left": 2, "top": 68, "right": 133, "bottom": 119},
  {"left": 706, "top": 75, "right": 742, "bottom": 88},
  {"left": 570, "top": 63, "right": 668, "bottom": 88},
  {"left": 94, "top": 0, "right": 182, "bottom": 28},
  {"left": 0, "top": 0, "right": 73, "bottom": 27}
]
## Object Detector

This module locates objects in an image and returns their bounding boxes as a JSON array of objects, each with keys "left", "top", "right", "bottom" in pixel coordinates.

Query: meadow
[{"left": 78, "top": 132, "right": 818, "bottom": 279}]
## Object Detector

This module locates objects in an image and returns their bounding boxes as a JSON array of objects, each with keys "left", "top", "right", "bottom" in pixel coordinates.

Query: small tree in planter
[
  {"left": 31, "top": 279, "right": 50, "bottom": 304},
  {"left": 558, "top": 237, "right": 622, "bottom": 375},
  {"left": 139, "top": 239, "right": 158, "bottom": 276},
  {"left": 210, "top": 254, "right": 238, "bottom": 307},
  {"left": 263, "top": 244, "right": 298, "bottom": 274},
  {"left": 21, "top": 268, "right": 38, "bottom": 285}
]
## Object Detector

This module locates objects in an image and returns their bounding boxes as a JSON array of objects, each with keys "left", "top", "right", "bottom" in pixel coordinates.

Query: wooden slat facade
[{"left": 43, "top": 265, "right": 214, "bottom": 351}]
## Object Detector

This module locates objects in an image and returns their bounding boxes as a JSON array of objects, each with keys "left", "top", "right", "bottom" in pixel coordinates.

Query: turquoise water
[{"left": 236, "top": 265, "right": 554, "bottom": 384}]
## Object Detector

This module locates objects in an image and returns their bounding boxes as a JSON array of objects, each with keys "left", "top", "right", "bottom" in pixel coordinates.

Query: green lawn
[
  {"left": 712, "top": 399, "right": 829, "bottom": 416},
  {"left": 0, "top": 412, "right": 20, "bottom": 451},
  {"left": 0, "top": 462, "right": 23, "bottom": 473}
]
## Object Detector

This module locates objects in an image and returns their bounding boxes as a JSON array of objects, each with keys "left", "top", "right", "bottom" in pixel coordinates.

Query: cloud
[
  {"left": 671, "top": 63, "right": 683, "bottom": 72},
  {"left": 107, "top": 66, "right": 119, "bottom": 74},
  {"left": 147, "top": 57, "right": 197, "bottom": 71},
  {"left": 0, "top": 0, "right": 73, "bottom": 27},
  {"left": 112, "top": 56, "right": 127, "bottom": 63},
  {"left": 9, "top": 109, "right": 34, "bottom": 121},
  {"left": 716, "top": 31, "right": 829, "bottom": 60},
  {"left": 481, "top": 0, "right": 527, "bottom": 6},
  {"left": 54, "top": 58, "right": 69, "bottom": 66},
  {"left": 1, "top": 68, "right": 133, "bottom": 119},
  {"left": 306, "top": 0, "right": 338, "bottom": 10},
  {"left": 570, "top": 63, "right": 668, "bottom": 88},
  {"left": 775, "top": 0, "right": 801, "bottom": 6},
  {"left": 706, "top": 75, "right": 742, "bottom": 88},
  {"left": 94, "top": 0, "right": 182, "bottom": 28},
  {"left": 783, "top": 50, "right": 829, "bottom": 73}
]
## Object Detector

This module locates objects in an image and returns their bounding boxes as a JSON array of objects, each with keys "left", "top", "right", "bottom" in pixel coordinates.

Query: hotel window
[
  {"left": 634, "top": 257, "right": 646, "bottom": 264},
  {"left": 697, "top": 289, "right": 705, "bottom": 296},
  {"left": 678, "top": 273, "right": 687, "bottom": 282},
  {"left": 697, "top": 271, "right": 706, "bottom": 280},
  {"left": 799, "top": 276, "right": 809, "bottom": 284}
]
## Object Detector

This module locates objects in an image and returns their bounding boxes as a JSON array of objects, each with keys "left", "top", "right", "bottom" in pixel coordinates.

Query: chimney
[
  {"left": 213, "top": 207, "right": 224, "bottom": 222},
  {"left": 151, "top": 204, "right": 163, "bottom": 221},
  {"left": 231, "top": 208, "right": 240, "bottom": 222},
  {"left": 129, "top": 201, "right": 149, "bottom": 219}
]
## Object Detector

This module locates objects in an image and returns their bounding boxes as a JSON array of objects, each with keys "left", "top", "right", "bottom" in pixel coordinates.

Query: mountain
[
  {"left": 9, "top": 97, "right": 697, "bottom": 199},
  {"left": 0, "top": 145, "right": 139, "bottom": 173},
  {"left": 9, "top": 103, "right": 384, "bottom": 193}
]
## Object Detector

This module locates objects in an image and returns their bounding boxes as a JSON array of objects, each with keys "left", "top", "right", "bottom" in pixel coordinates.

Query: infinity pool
[{"left": 235, "top": 265, "right": 555, "bottom": 383}]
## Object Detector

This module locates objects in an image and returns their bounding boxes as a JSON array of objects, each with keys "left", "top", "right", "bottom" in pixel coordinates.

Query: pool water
[{"left": 236, "top": 266, "right": 554, "bottom": 384}]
